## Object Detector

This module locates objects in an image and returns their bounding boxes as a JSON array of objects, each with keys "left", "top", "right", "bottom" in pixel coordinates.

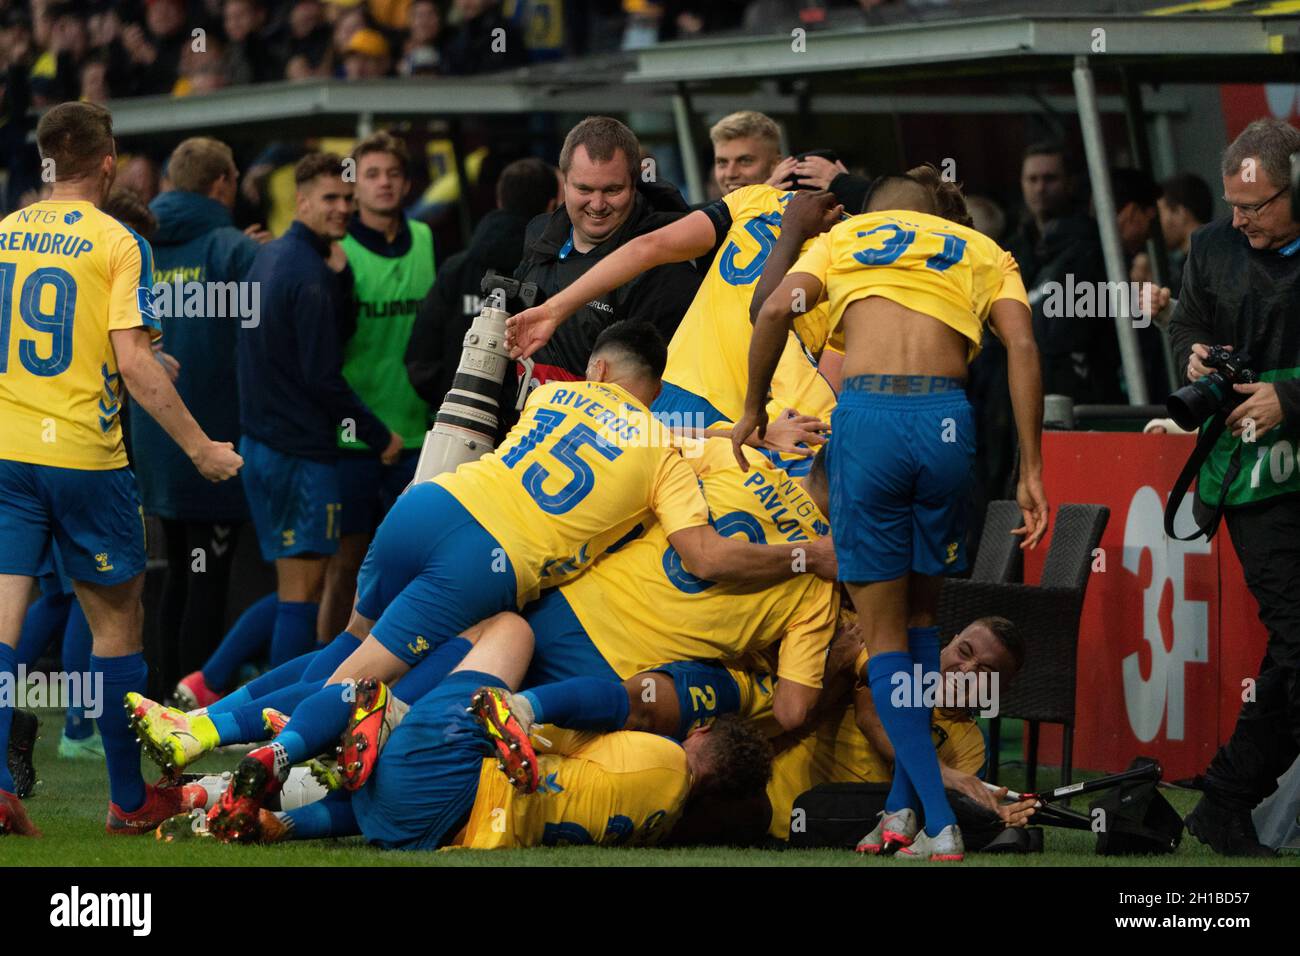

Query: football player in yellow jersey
[
  {"left": 485, "top": 439, "right": 836, "bottom": 741},
  {"left": 159, "top": 609, "right": 773, "bottom": 850},
  {"left": 0, "top": 103, "right": 242, "bottom": 837},
  {"left": 506, "top": 185, "right": 848, "bottom": 475},
  {"left": 734, "top": 168, "right": 1049, "bottom": 861},
  {"left": 191, "top": 321, "right": 832, "bottom": 840},
  {"left": 768, "top": 616, "right": 1035, "bottom": 841}
]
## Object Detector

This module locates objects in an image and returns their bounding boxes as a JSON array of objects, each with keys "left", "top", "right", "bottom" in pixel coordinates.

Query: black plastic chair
[
  {"left": 937, "top": 503, "right": 1110, "bottom": 790},
  {"left": 969, "top": 499, "right": 1024, "bottom": 585}
]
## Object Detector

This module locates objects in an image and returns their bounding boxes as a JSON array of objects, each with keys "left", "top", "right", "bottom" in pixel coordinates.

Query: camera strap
[{"left": 1163, "top": 411, "right": 1242, "bottom": 542}]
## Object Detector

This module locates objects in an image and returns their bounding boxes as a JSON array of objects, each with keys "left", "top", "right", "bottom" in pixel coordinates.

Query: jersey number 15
[{"left": 500, "top": 408, "right": 624, "bottom": 514}]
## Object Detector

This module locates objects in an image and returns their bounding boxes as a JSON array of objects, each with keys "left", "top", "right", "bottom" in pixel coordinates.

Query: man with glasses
[{"left": 1170, "top": 117, "right": 1300, "bottom": 857}]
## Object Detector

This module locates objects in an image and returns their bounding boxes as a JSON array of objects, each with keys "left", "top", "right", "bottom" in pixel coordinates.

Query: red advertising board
[{"left": 1023, "top": 432, "right": 1267, "bottom": 780}]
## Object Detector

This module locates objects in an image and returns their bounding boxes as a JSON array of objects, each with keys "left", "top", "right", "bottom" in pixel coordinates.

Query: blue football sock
[
  {"left": 91, "top": 652, "right": 148, "bottom": 812},
  {"left": 909, "top": 626, "right": 941, "bottom": 682},
  {"left": 270, "top": 601, "right": 319, "bottom": 667},
  {"left": 0, "top": 644, "right": 15, "bottom": 792},
  {"left": 220, "top": 681, "right": 330, "bottom": 749},
  {"left": 275, "top": 683, "right": 354, "bottom": 765},
  {"left": 284, "top": 790, "right": 358, "bottom": 839},
  {"left": 868, "top": 650, "right": 955, "bottom": 836},
  {"left": 62, "top": 602, "right": 95, "bottom": 740},
  {"left": 302, "top": 632, "right": 361, "bottom": 683},
  {"left": 207, "top": 651, "right": 316, "bottom": 717},
  {"left": 391, "top": 637, "right": 472, "bottom": 704},
  {"left": 16, "top": 592, "right": 72, "bottom": 667},
  {"left": 519, "top": 677, "right": 629, "bottom": 731},
  {"left": 202, "top": 593, "right": 276, "bottom": 691}
]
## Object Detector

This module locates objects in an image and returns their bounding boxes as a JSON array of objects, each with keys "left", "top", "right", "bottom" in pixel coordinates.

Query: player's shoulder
[{"left": 726, "top": 183, "right": 785, "bottom": 217}]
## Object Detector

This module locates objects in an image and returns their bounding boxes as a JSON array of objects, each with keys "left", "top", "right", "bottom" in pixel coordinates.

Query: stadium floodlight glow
[{"left": 412, "top": 274, "right": 537, "bottom": 483}]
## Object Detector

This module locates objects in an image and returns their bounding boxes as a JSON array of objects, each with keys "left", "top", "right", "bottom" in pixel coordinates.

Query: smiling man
[
  {"left": 513, "top": 116, "right": 701, "bottom": 385},
  {"left": 235, "top": 152, "right": 401, "bottom": 686}
]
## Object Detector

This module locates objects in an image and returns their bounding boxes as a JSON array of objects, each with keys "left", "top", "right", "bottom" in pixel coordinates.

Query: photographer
[{"left": 1169, "top": 118, "right": 1300, "bottom": 857}]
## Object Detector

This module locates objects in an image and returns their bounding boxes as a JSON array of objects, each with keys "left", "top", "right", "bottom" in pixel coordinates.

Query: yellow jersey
[
  {"left": 560, "top": 438, "right": 838, "bottom": 689},
  {"left": 791, "top": 209, "right": 1028, "bottom": 361},
  {"left": 666, "top": 184, "right": 838, "bottom": 423},
  {"left": 766, "top": 704, "right": 986, "bottom": 839},
  {"left": 455, "top": 727, "right": 689, "bottom": 848},
  {"left": 432, "top": 379, "right": 709, "bottom": 605},
  {"left": 0, "top": 199, "right": 160, "bottom": 469}
]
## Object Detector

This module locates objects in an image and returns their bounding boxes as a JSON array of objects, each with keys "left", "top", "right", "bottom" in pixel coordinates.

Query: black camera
[{"left": 1166, "top": 345, "right": 1258, "bottom": 430}]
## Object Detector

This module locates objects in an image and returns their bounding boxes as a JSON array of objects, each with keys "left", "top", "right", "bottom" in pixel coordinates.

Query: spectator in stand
[
  {"left": 1109, "top": 166, "right": 1161, "bottom": 260},
  {"left": 79, "top": 54, "right": 110, "bottom": 102},
  {"left": 966, "top": 194, "right": 1006, "bottom": 242},
  {"left": 330, "top": 3, "right": 371, "bottom": 67},
  {"left": 29, "top": 1, "right": 89, "bottom": 106},
  {"left": 174, "top": 36, "right": 228, "bottom": 95},
  {"left": 118, "top": 154, "right": 162, "bottom": 204},
  {"left": 968, "top": 142, "right": 1108, "bottom": 533},
  {"left": 223, "top": 0, "right": 280, "bottom": 86},
  {"left": 274, "top": 0, "right": 334, "bottom": 72},
  {"left": 111, "top": 0, "right": 187, "bottom": 98},
  {"left": 398, "top": 0, "right": 442, "bottom": 76},
  {"left": 406, "top": 157, "right": 562, "bottom": 409},
  {"left": 341, "top": 27, "right": 392, "bottom": 78},
  {"left": 1108, "top": 166, "right": 1169, "bottom": 398},
  {"left": 1131, "top": 171, "right": 1213, "bottom": 297},
  {"left": 1003, "top": 141, "right": 1115, "bottom": 403},
  {"left": 441, "top": 0, "right": 526, "bottom": 75},
  {"left": 234, "top": 153, "right": 400, "bottom": 691},
  {"left": 132, "top": 137, "right": 262, "bottom": 703}
]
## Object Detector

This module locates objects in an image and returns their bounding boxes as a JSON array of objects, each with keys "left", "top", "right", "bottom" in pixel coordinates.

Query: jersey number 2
[{"left": 0, "top": 263, "right": 77, "bottom": 377}]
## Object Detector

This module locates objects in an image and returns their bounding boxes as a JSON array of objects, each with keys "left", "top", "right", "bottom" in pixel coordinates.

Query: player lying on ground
[
  {"left": 508, "top": 186, "right": 850, "bottom": 474},
  {"left": 766, "top": 614, "right": 1037, "bottom": 843},
  {"left": 156, "top": 613, "right": 773, "bottom": 848},
  {"left": 733, "top": 167, "right": 1049, "bottom": 862},
  {"left": 129, "top": 435, "right": 837, "bottom": 784},
  {"left": 0, "top": 102, "right": 242, "bottom": 838}
]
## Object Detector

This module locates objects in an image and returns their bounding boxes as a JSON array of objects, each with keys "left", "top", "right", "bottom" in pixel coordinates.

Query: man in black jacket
[
  {"left": 405, "top": 157, "right": 561, "bottom": 408},
  {"left": 1170, "top": 118, "right": 1300, "bottom": 857},
  {"left": 514, "top": 116, "right": 701, "bottom": 384}
]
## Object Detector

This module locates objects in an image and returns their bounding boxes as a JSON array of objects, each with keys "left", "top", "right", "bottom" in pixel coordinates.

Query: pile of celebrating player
[{"left": 0, "top": 103, "right": 1048, "bottom": 861}]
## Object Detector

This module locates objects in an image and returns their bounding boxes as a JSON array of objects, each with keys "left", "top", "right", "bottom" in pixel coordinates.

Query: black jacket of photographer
[
  {"left": 513, "top": 178, "right": 701, "bottom": 376},
  {"left": 1169, "top": 217, "right": 1300, "bottom": 511}
]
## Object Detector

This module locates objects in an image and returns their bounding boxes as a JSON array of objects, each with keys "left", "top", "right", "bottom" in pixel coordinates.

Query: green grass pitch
[{"left": 1, "top": 709, "right": 1291, "bottom": 867}]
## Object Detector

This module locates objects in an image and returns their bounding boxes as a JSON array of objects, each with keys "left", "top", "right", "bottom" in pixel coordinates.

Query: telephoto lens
[{"left": 411, "top": 288, "right": 514, "bottom": 482}]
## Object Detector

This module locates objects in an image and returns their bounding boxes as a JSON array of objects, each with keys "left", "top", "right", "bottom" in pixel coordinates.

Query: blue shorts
[
  {"left": 520, "top": 589, "right": 620, "bottom": 687},
  {"left": 239, "top": 436, "right": 342, "bottom": 561},
  {"left": 650, "top": 660, "right": 742, "bottom": 740},
  {"left": 0, "top": 460, "right": 145, "bottom": 586},
  {"left": 351, "top": 669, "right": 496, "bottom": 851},
  {"left": 652, "top": 381, "right": 815, "bottom": 477},
  {"left": 828, "top": 379, "right": 974, "bottom": 582},
  {"left": 337, "top": 451, "right": 419, "bottom": 538},
  {"left": 355, "top": 482, "right": 518, "bottom": 667}
]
